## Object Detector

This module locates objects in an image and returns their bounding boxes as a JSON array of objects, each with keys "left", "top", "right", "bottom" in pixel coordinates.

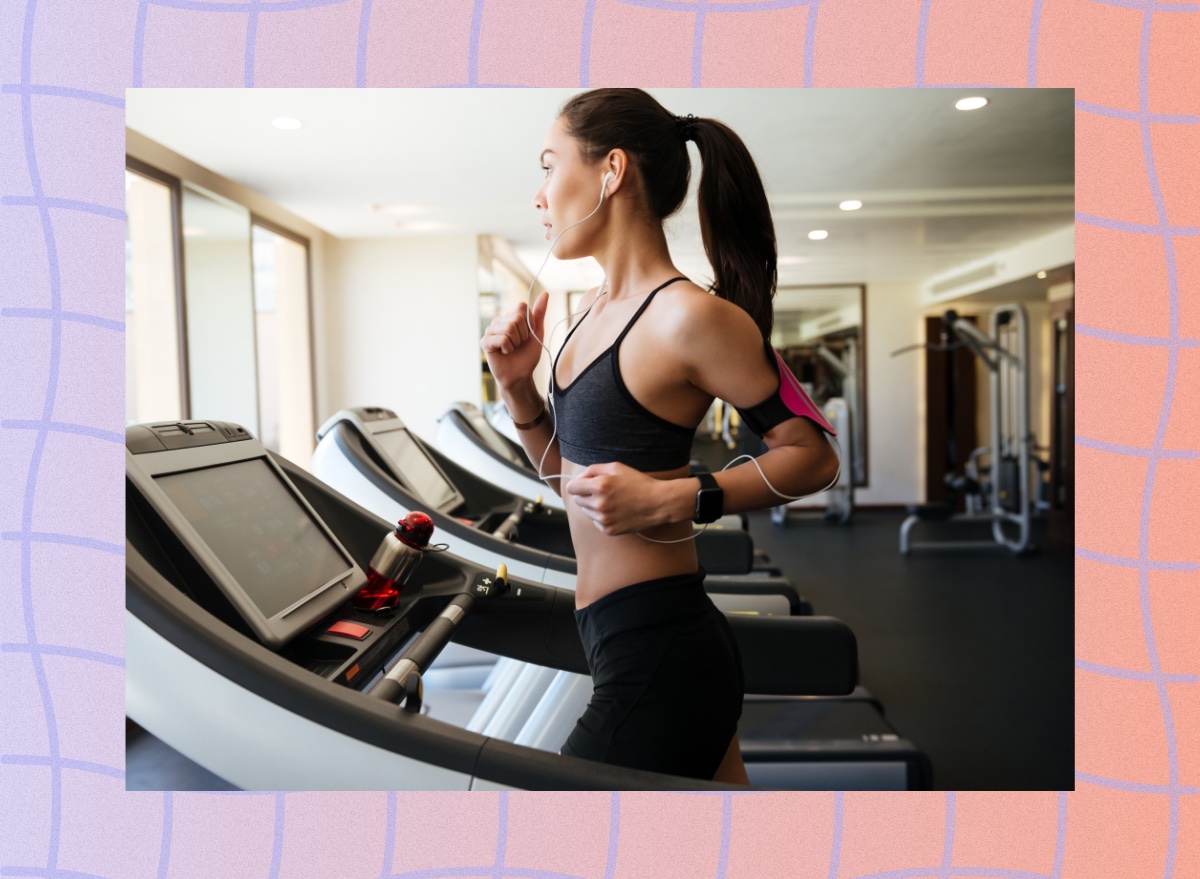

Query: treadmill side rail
[{"left": 728, "top": 615, "right": 858, "bottom": 696}]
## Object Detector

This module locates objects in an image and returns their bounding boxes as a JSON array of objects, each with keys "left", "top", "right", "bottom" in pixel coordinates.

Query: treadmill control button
[
  {"left": 470, "top": 568, "right": 510, "bottom": 599},
  {"left": 216, "top": 422, "right": 251, "bottom": 441},
  {"left": 472, "top": 575, "right": 498, "bottom": 598},
  {"left": 327, "top": 621, "right": 371, "bottom": 640},
  {"left": 509, "top": 584, "right": 545, "bottom": 601}
]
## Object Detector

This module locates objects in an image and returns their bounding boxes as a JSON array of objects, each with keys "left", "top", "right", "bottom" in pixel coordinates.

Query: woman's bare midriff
[{"left": 561, "top": 457, "right": 699, "bottom": 610}]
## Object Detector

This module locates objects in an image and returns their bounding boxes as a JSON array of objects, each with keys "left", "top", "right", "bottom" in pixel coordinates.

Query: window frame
[
  {"left": 250, "top": 214, "right": 318, "bottom": 442},
  {"left": 126, "top": 156, "right": 190, "bottom": 420}
]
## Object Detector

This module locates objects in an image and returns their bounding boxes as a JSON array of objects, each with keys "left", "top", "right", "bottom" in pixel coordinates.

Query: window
[
  {"left": 182, "top": 184, "right": 259, "bottom": 436},
  {"left": 252, "top": 223, "right": 315, "bottom": 463},
  {"left": 125, "top": 165, "right": 316, "bottom": 465},
  {"left": 125, "top": 169, "right": 183, "bottom": 425}
]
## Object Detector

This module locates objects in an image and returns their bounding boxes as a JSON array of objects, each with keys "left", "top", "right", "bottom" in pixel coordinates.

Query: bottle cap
[{"left": 396, "top": 511, "right": 434, "bottom": 547}]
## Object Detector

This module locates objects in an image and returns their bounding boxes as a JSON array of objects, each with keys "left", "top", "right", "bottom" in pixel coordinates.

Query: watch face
[{"left": 696, "top": 488, "right": 723, "bottom": 523}]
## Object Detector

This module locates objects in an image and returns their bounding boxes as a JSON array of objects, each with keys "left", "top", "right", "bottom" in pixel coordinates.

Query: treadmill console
[
  {"left": 127, "top": 419, "right": 578, "bottom": 693},
  {"left": 317, "top": 408, "right": 466, "bottom": 515},
  {"left": 356, "top": 406, "right": 399, "bottom": 422},
  {"left": 127, "top": 421, "right": 367, "bottom": 650}
]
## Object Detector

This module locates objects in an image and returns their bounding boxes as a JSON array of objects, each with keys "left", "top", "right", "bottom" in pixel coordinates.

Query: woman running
[{"left": 481, "top": 88, "right": 840, "bottom": 783}]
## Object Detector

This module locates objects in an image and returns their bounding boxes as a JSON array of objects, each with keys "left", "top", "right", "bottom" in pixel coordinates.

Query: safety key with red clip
[{"left": 353, "top": 511, "right": 435, "bottom": 612}]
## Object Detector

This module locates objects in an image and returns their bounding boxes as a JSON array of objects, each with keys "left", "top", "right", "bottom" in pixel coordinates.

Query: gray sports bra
[{"left": 551, "top": 277, "right": 695, "bottom": 471}]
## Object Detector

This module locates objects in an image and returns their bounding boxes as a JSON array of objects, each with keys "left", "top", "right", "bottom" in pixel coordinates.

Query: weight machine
[{"left": 896, "top": 305, "right": 1040, "bottom": 554}]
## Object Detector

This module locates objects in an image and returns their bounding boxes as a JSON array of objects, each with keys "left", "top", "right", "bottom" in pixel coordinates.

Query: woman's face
[{"left": 533, "top": 116, "right": 606, "bottom": 261}]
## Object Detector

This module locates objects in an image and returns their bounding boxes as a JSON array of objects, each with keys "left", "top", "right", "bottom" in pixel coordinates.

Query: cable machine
[{"left": 895, "top": 305, "right": 1038, "bottom": 554}]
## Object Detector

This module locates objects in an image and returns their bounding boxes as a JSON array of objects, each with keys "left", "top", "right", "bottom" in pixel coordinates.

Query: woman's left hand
[{"left": 565, "top": 462, "right": 675, "bottom": 535}]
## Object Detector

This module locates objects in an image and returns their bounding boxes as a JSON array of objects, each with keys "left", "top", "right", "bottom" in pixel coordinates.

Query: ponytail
[
  {"left": 690, "top": 118, "right": 777, "bottom": 340},
  {"left": 559, "top": 89, "right": 776, "bottom": 339}
]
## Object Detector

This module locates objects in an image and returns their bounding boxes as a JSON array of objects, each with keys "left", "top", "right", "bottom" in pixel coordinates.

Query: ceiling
[{"left": 127, "top": 88, "right": 1074, "bottom": 294}]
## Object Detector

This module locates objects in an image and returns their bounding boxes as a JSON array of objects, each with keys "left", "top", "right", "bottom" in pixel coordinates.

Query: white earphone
[{"left": 601, "top": 171, "right": 614, "bottom": 197}]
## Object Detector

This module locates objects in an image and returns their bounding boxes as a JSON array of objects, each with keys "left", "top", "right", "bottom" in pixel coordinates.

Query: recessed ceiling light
[
  {"left": 396, "top": 220, "right": 449, "bottom": 233},
  {"left": 373, "top": 204, "right": 428, "bottom": 217},
  {"left": 1037, "top": 271, "right": 1047, "bottom": 279},
  {"left": 272, "top": 117, "right": 303, "bottom": 130},
  {"left": 183, "top": 226, "right": 208, "bottom": 237},
  {"left": 808, "top": 230, "right": 828, "bottom": 240},
  {"left": 955, "top": 97, "right": 988, "bottom": 111},
  {"left": 839, "top": 200, "right": 862, "bottom": 211}
]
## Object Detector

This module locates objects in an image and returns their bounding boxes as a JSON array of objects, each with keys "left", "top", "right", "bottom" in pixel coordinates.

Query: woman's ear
[{"left": 603, "top": 149, "right": 631, "bottom": 192}]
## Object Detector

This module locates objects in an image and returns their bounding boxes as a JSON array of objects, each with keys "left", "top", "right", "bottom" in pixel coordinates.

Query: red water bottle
[{"left": 353, "top": 512, "right": 435, "bottom": 612}]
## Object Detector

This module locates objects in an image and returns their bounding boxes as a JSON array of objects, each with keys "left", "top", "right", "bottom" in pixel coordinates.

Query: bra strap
[
  {"left": 552, "top": 297, "right": 596, "bottom": 391},
  {"left": 613, "top": 276, "right": 689, "bottom": 347}
]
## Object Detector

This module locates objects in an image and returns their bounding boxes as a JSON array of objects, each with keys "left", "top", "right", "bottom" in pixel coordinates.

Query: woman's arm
[
  {"left": 498, "top": 377, "right": 565, "bottom": 497},
  {"left": 482, "top": 285, "right": 601, "bottom": 498},
  {"left": 655, "top": 417, "right": 840, "bottom": 523},
  {"left": 670, "top": 295, "right": 842, "bottom": 518},
  {"left": 565, "top": 292, "right": 840, "bottom": 534}
]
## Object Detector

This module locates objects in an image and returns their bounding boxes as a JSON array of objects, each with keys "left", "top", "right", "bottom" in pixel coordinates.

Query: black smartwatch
[{"left": 693, "top": 472, "right": 724, "bottom": 524}]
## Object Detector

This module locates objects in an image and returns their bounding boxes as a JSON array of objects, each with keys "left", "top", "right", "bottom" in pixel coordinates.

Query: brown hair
[{"left": 558, "top": 88, "right": 777, "bottom": 339}]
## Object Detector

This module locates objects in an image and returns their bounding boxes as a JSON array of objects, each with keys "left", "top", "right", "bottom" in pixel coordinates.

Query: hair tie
[{"left": 675, "top": 113, "right": 697, "bottom": 142}]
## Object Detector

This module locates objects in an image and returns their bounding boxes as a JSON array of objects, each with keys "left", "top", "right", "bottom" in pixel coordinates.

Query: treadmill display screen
[
  {"left": 155, "top": 458, "right": 353, "bottom": 619},
  {"left": 373, "top": 428, "right": 460, "bottom": 512}
]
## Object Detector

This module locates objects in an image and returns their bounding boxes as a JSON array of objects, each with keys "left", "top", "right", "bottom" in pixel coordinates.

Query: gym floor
[
  {"left": 747, "top": 507, "right": 1073, "bottom": 791},
  {"left": 128, "top": 506, "right": 1071, "bottom": 791}
]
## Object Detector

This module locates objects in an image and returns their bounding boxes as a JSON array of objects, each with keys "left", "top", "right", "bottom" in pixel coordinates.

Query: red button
[{"left": 327, "top": 621, "right": 371, "bottom": 640}]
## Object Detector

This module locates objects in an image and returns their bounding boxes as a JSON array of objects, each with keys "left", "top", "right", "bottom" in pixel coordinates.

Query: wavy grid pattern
[{"left": 0, "top": 0, "right": 1196, "bottom": 876}]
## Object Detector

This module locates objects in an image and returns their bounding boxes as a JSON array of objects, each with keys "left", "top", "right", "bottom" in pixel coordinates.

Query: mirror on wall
[
  {"left": 477, "top": 235, "right": 552, "bottom": 405},
  {"left": 772, "top": 285, "right": 868, "bottom": 486},
  {"left": 478, "top": 283, "right": 499, "bottom": 404},
  {"left": 182, "top": 183, "right": 259, "bottom": 435}
]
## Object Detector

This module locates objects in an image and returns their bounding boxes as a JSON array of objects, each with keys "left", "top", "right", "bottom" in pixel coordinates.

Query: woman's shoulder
[{"left": 655, "top": 279, "right": 760, "bottom": 343}]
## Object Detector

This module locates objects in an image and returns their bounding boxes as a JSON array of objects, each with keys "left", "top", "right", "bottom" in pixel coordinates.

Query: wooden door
[
  {"left": 924, "top": 315, "right": 978, "bottom": 508},
  {"left": 1048, "top": 297, "right": 1075, "bottom": 546}
]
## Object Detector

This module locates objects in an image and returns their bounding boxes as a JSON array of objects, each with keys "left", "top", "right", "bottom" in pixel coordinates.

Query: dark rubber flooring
[
  {"left": 746, "top": 507, "right": 1073, "bottom": 791},
  {"left": 126, "top": 722, "right": 239, "bottom": 790}
]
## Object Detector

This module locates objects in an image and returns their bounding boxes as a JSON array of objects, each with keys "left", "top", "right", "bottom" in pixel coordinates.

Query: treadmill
[
  {"left": 314, "top": 407, "right": 783, "bottom": 591},
  {"left": 126, "top": 419, "right": 931, "bottom": 790},
  {"left": 313, "top": 406, "right": 817, "bottom": 749}
]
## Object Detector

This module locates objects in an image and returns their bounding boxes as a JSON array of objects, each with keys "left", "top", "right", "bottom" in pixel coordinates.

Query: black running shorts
[{"left": 560, "top": 569, "right": 745, "bottom": 780}]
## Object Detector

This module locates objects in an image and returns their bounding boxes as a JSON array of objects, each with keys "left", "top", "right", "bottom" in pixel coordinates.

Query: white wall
[
  {"left": 858, "top": 281, "right": 924, "bottom": 505},
  {"left": 322, "top": 236, "right": 481, "bottom": 443}
]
